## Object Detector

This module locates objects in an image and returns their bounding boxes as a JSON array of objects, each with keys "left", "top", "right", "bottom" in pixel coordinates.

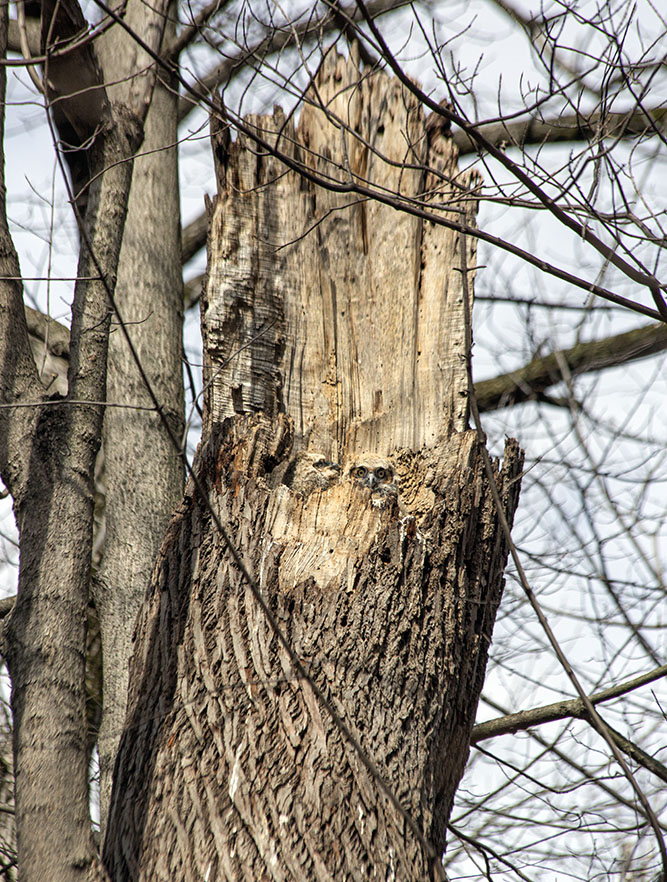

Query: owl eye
[
  {"left": 315, "top": 459, "right": 328, "bottom": 468},
  {"left": 374, "top": 467, "right": 388, "bottom": 480},
  {"left": 353, "top": 466, "right": 368, "bottom": 478}
]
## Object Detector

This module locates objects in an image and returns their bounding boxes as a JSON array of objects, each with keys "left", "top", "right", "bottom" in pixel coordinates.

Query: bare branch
[
  {"left": 41, "top": 0, "right": 112, "bottom": 217},
  {"left": 453, "top": 105, "right": 667, "bottom": 156},
  {"left": 181, "top": 211, "right": 208, "bottom": 264},
  {"left": 176, "top": 0, "right": 409, "bottom": 123},
  {"left": 24, "top": 305, "right": 70, "bottom": 358},
  {"left": 475, "top": 322, "right": 667, "bottom": 412},
  {"left": 479, "top": 695, "right": 667, "bottom": 832},
  {"left": 169, "top": 0, "right": 233, "bottom": 59},
  {"left": 179, "top": 100, "right": 667, "bottom": 267},
  {"left": 354, "top": 0, "right": 667, "bottom": 318},
  {"left": 7, "top": 14, "right": 39, "bottom": 57},
  {"left": 183, "top": 272, "right": 204, "bottom": 309},
  {"left": 472, "top": 663, "right": 667, "bottom": 742},
  {"left": 460, "top": 197, "right": 667, "bottom": 873},
  {"left": 0, "top": 5, "right": 43, "bottom": 487}
]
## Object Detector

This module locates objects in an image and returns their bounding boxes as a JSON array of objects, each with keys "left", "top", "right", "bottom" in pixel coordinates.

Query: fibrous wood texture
[
  {"left": 104, "top": 54, "right": 523, "bottom": 881},
  {"left": 203, "top": 51, "right": 473, "bottom": 457}
]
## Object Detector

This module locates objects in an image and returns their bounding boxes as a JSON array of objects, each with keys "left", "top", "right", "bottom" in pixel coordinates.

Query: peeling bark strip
[{"left": 105, "top": 54, "right": 522, "bottom": 880}]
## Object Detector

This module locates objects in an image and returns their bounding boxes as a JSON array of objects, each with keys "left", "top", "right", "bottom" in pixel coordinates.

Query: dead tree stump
[{"left": 104, "top": 52, "right": 523, "bottom": 882}]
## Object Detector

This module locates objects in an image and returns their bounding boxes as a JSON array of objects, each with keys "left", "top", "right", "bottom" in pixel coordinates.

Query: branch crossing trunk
[{"left": 104, "top": 52, "right": 523, "bottom": 880}]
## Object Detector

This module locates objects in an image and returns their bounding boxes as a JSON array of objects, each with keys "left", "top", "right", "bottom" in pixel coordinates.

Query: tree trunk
[
  {"left": 94, "top": 1, "right": 185, "bottom": 829},
  {"left": 4, "top": 111, "right": 140, "bottom": 882},
  {"left": 0, "top": 701, "right": 16, "bottom": 880},
  {"left": 0, "top": 0, "right": 169, "bottom": 876},
  {"left": 104, "top": 53, "right": 522, "bottom": 880}
]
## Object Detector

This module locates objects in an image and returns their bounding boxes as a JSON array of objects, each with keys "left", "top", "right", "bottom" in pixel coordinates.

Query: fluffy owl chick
[
  {"left": 348, "top": 456, "right": 397, "bottom": 495},
  {"left": 282, "top": 451, "right": 340, "bottom": 496}
]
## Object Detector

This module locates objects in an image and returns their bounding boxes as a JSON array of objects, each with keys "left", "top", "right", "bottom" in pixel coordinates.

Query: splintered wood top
[{"left": 203, "top": 51, "right": 476, "bottom": 461}]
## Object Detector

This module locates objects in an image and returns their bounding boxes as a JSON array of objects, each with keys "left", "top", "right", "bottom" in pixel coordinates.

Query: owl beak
[{"left": 367, "top": 474, "right": 379, "bottom": 489}]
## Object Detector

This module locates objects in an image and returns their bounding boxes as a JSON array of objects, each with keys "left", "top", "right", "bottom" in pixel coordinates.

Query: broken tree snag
[
  {"left": 203, "top": 51, "right": 474, "bottom": 456},
  {"left": 104, "top": 53, "right": 523, "bottom": 882}
]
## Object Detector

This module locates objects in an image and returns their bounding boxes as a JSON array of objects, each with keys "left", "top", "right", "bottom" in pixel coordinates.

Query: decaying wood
[
  {"left": 203, "top": 51, "right": 476, "bottom": 456},
  {"left": 105, "top": 53, "right": 523, "bottom": 880},
  {"left": 105, "top": 417, "right": 522, "bottom": 880}
]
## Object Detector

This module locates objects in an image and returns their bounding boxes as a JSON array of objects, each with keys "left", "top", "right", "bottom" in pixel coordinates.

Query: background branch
[{"left": 476, "top": 322, "right": 667, "bottom": 411}]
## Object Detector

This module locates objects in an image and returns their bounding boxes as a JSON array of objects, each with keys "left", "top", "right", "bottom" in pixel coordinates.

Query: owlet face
[
  {"left": 349, "top": 458, "right": 394, "bottom": 490},
  {"left": 283, "top": 451, "right": 340, "bottom": 495}
]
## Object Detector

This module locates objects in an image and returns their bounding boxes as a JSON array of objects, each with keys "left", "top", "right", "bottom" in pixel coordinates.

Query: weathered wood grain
[
  {"left": 105, "top": 418, "right": 522, "bottom": 881},
  {"left": 105, "top": 53, "right": 522, "bottom": 882},
  {"left": 203, "top": 51, "right": 475, "bottom": 460}
]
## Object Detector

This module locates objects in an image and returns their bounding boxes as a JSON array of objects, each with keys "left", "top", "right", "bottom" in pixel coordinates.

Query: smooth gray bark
[
  {"left": 4, "top": 108, "right": 140, "bottom": 882},
  {"left": 95, "top": 3, "right": 185, "bottom": 828},
  {"left": 0, "top": 0, "right": 171, "bottom": 876}
]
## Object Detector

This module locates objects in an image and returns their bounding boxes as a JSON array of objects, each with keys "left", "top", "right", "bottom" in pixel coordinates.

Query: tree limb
[
  {"left": 168, "top": 0, "right": 235, "bottom": 59},
  {"left": 599, "top": 719, "right": 667, "bottom": 786},
  {"left": 0, "top": 7, "right": 43, "bottom": 485},
  {"left": 7, "top": 15, "right": 40, "bottom": 57},
  {"left": 181, "top": 211, "right": 208, "bottom": 264},
  {"left": 475, "top": 322, "right": 667, "bottom": 412},
  {"left": 473, "top": 662, "right": 667, "bottom": 742},
  {"left": 3, "top": 1, "right": 148, "bottom": 876},
  {"left": 453, "top": 105, "right": 667, "bottom": 156},
  {"left": 41, "top": 0, "right": 112, "bottom": 217},
  {"left": 183, "top": 271, "right": 204, "bottom": 309},
  {"left": 479, "top": 697, "right": 667, "bottom": 832},
  {"left": 473, "top": 665, "right": 667, "bottom": 786}
]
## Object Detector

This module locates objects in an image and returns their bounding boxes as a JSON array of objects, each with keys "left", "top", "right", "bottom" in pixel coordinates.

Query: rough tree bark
[
  {"left": 104, "top": 54, "right": 522, "bottom": 880},
  {"left": 0, "top": 702, "right": 15, "bottom": 880}
]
